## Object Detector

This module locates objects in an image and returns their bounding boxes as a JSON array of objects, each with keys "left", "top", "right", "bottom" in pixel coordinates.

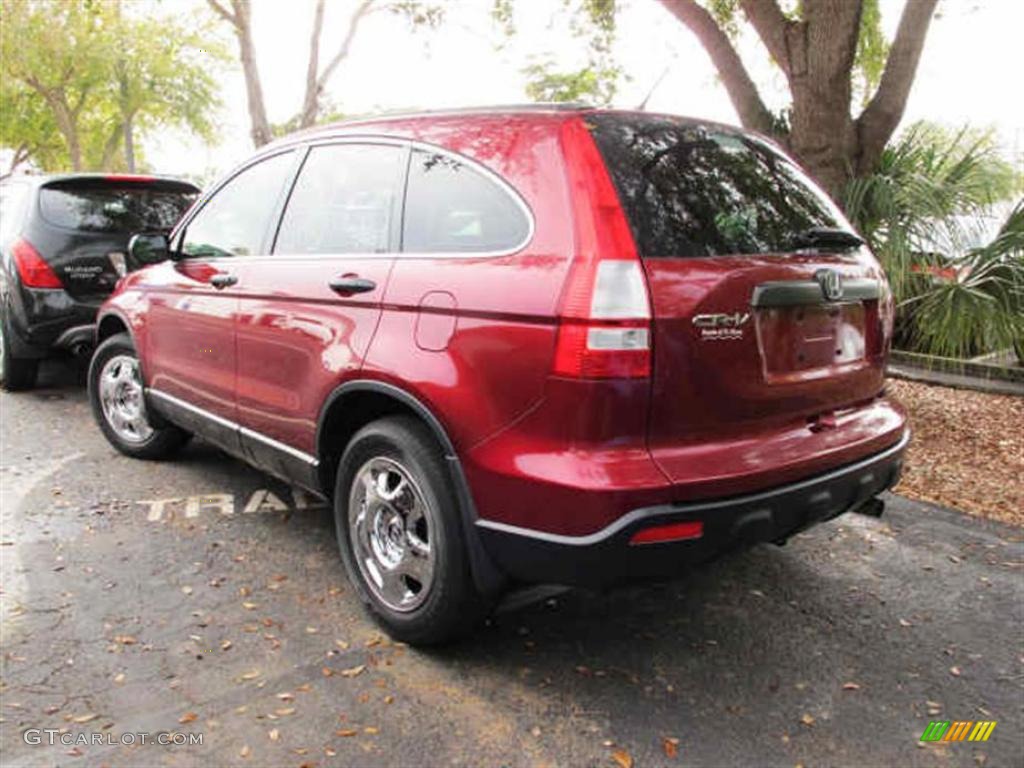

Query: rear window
[
  {"left": 586, "top": 114, "right": 849, "bottom": 258},
  {"left": 39, "top": 182, "right": 198, "bottom": 234}
]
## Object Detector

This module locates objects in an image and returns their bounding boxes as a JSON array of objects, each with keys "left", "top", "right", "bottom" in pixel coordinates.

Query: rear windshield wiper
[{"left": 792, "top": 227, "right": 864, "bottom": 251}]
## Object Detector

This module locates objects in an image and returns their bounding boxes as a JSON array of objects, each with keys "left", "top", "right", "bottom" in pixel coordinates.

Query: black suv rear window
[
  {"left": 586, "top": 114, "right": 848, "bottom": 258},
  {"left": 40, "top": 182, "right": 198, "bottom": 234}
]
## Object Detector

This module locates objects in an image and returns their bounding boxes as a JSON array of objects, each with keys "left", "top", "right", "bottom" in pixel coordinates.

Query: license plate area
[{"left": 755, "top": 302, "right": 866, "bottom": 382}]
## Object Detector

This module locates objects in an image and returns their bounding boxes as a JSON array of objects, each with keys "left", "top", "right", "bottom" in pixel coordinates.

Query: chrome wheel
[
  {"left": 348, "top": 456, "right": 436, "bottom": 612},
  {"left": 98, "top": 354, "right": 153, "bottom": 443}
]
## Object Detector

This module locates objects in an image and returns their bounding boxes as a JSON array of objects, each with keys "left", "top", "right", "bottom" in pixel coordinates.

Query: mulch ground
[{"left": 888, "top": 378, "right": 1024, "bottom": 526}]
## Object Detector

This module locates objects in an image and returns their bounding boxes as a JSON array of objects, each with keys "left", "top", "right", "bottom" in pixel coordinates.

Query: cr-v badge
[{"left": 692, "top": 312, "right": 750, "bottom": 340}]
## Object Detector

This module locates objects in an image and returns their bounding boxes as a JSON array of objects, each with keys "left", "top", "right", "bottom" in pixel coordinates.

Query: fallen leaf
[
  {"left": 275, "top": 707, "right": 295, "bottom": 716},
  {"left": 662, "top": 736, "right": 680, "bottom": 759},
  {"left": 268, "top": 728, "right": 280, "bottom": 742},
  {"left": 800, "top": 713, "right": 816, "bottom": 727},
  {"left": 335, "top": 640, "right": 349, "bottom": 650},
  {"left": 325, "top": 747, "right": 337, "bottom": 756},
  {"left": 277, "top": 692, "right": 294, "bottom": 701},
  {"left": 336, "top": 728, "right": 358, "bottom": 737},
  {"left": 221, "top": 640, "right": 232, "bottom": 651},
  {"left": 340, "top": 665, "right": 365, "bottom": 678},
  {"left": 239, "top": 745, "right": 251, "bottom": 758},
  {"left": 72, "top": 713, "right": 99, "bottom": 724},
  {"left": 242, "top": 602, "right": 259, "bottom": 610},
  {"left": 240, "top": 670, "right": 261, "bottom": 681},
  {"left": 842, "top": 682, "right": 861, "bottom": 691},
  {"left": 179, "top": 712, "right": 198, "bottom": 724},
  {"left": 113, "top": 673, "right": 126, "bottom": 684},
  {"left": 950, "top": 666, "right": 962, "bottom": 677},
  {"left": 306, "top": 626, "right": 319, "bottom": 634},
  {"left": 113, "top": 635, "right": 137, "bottom": 645},
  {"left": 899, "top": 618, "right": 913, "bottom": 627},
  {"left": 181, "top": 586, "right": 193, "bottom": 595},
  {"left": 384, "top": 695, "right": 394, "bottom": 705},
  {"left": 322, "top": 667, "right": 334, "bottom": 677},
  {"left": 611, "top": 748, "right": 633, "bottom": 768},
  {"left": 364, "top": 726, "right": 379, "bottom": 735}
]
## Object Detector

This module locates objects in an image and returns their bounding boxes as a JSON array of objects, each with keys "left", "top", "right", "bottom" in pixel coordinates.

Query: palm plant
[
  {"left": 902, "top": 200, "right": 1024, "bottom": 360},
  {"left": 843, "top": 122, "right": 1021, "bottom": 357}
]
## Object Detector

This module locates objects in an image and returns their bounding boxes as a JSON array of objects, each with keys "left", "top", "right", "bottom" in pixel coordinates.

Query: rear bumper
[
  {"left": 5, "top": 283, "right": 99, "bottom": 356},
  {"left": 476, "top": 430, "right": 908, "bottom": 587}
]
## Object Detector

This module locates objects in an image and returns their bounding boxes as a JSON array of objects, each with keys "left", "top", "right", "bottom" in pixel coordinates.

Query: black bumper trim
[{"left": 475, "top": 431, "right": 908, "bottom": 587}]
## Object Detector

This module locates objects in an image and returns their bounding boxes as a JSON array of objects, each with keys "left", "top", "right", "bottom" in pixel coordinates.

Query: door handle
[
  {"left": 328, "top": 276, "right": 377, "bottom": 295},
  {"left": 210, "top": 273, "right": 238, "bottom": 289}
]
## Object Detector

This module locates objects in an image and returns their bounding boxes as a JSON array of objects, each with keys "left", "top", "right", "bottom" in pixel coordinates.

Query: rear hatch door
[
  {"left": 35, "top": 177, "right": 198, "bottom": 301},
  {"left": 586, "top": 113, "right": 894, "bottom": 491}
]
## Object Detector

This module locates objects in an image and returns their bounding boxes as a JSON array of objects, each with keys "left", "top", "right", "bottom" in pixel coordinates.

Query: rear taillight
[
  {"left": 11, "top": 238, "right": 62, "bottom": 288},
  {"left": 553, "top": 118, "right": 651, "bottom": 379}
]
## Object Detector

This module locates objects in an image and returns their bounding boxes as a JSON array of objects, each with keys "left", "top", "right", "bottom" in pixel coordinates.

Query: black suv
[{"left": 0, "top": 174, "right": 199, "bottom": 389}]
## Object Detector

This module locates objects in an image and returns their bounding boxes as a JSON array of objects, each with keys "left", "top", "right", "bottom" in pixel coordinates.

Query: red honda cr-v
[{"left": 89, "top": 106, "right": 908, "bottom": 644}]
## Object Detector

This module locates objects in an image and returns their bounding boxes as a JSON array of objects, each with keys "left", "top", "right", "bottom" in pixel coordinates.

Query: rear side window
[
  {"left": 0, "top": 183, "right": 28, "bottom": 242},
  {"left": 39, "top": 182, "right": 197, "bottom": 234},
  {"left": 403, "top": 149, "right": 530, "bottom": 253},
  {"left": 586, "top": 114, "right": 848, "bottom": 258},
  {"left": 275, "top": 143, "right": 403, "bottom": 255},
  {"left": 182, "top": 152, "right": 294, "bottom": 259}
]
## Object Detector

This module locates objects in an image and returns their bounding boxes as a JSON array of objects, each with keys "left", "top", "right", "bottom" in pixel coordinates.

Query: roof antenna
[{"left": 637, "top": 64, "right": 672, "bottom": 111}]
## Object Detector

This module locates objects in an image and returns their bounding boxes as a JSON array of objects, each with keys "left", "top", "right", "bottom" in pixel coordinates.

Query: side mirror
[{"left": 127, "top": 233, "right": 170, "bottom": 266}]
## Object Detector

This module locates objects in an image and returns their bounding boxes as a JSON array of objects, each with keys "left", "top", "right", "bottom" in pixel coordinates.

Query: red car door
[
  {"left": 143, "top": 150, "right": 298, "bottom": 450},
  {"left": 231, "top": 141, "right": 405, "bottom": 487}
]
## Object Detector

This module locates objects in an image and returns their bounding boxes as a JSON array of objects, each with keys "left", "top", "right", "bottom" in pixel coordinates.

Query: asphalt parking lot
[{"left": 1, "top": 361, "right": 1022, "bottom": 768}]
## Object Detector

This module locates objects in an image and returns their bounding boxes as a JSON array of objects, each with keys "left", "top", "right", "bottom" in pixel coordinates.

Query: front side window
[
  {"left": 586, "top": 114, "right": 850, "bottom": 258},
  {"left": 275, "top": 144, "right": 403, "bottom": 255},
  {"left": 182, "top": 151, "right": 294, "bottom": 259},
  {"left": 403, "top": 149, "right": 530, "bottom": 253}
]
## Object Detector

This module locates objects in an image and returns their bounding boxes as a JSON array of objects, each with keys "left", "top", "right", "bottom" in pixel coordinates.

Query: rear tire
[
  {"left": 334, "top": 415, "right": 490, "bottom": 645},
  {"left": 0, "top": 312, "right": 39, "bottom": 391},
  {"left": 88, "top": 333, "right": 189, "bottom": 459}
]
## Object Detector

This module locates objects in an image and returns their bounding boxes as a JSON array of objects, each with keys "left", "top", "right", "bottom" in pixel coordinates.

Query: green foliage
[
  {"left": 843, "top": 122, "right": 1021, "bottom": 357},
  {"left": 495, "top": 0, "right": 624, "bottom": 106},
  {"left": 522, "top": 59, "right": 622, "bottom": 106},
  {"left": 0, "top": 0, "right": 225, "bottom": 172},
  {"left": 903, "top": 201, "right": 1024, "bottom": 359},
  {"left": 854, "top": 0, "right": 889, "bottom": 106}
]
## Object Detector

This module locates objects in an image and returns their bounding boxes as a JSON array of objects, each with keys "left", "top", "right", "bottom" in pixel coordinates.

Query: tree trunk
[
  {"left": 48, "top": 96, "right": 82, "bottom": 171},
  {"left": 208, "top": 0, "right": 272, "bottom": 147},
  {"left": 123, "top": 113, "right": 135, "bottom": 172},
  {"left": 237, "top": 19, "right": 272, "bottom": 146},
  {"left": 658, "top": 0, "right": 939, "bottom": 203}
]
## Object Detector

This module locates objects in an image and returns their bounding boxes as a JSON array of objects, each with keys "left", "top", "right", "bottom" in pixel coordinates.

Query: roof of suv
[{"left": 274, "top": 104, "right": 751, "bottom": 146}]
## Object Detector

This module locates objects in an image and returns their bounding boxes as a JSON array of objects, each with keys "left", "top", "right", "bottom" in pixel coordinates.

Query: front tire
[
  {"left": 335, "top": 415, "right": 489, "bottom": 645},
  {"left": 88, "top": 333, "right": 189, "bottom": 459},
  {"left": 0, "top": 312, "right": 39, "bottom": 391}
]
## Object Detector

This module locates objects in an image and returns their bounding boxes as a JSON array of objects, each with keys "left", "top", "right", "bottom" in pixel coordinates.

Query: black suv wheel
[
  {"left": 0, "top": 311, "right": 39, "bottom": 391},
  {"left": 334, "top": 415, "right": 489, "bottom": 645},
  {"left": 88, "top": 333, "right": 190, "bottom": 459}
]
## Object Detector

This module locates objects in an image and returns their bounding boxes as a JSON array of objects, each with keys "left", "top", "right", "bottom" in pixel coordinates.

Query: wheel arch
[
  {"left": 96, "top": 311, "right": 131, "bottom": 344},
  {"left": 316, "top": 379, "right": 506, "bottom": 595}
]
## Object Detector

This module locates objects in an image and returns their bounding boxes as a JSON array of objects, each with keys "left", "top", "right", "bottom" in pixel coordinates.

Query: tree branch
[
  {"left": 856, "top": 0, "right": 939, "bottom": 173},
  {"left": 297, "top": 0, "right": 375, "bottom": 128},
  {"left": 205, "top": 0, "right": 238, "bottom": 27},
  {"left": 738, "top": 0, "right": 792, "bottom": 74},
  {"left": 657, "top": 0, "right": 777, "bottom": 136},
  {"left": 299, "top": 0, "right": 326, "bottom": 129}
]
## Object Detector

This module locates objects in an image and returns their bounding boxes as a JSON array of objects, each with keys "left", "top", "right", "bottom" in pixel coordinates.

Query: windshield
[{"left": 586, "top": 113, "right": 852, "bottom": 258}]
